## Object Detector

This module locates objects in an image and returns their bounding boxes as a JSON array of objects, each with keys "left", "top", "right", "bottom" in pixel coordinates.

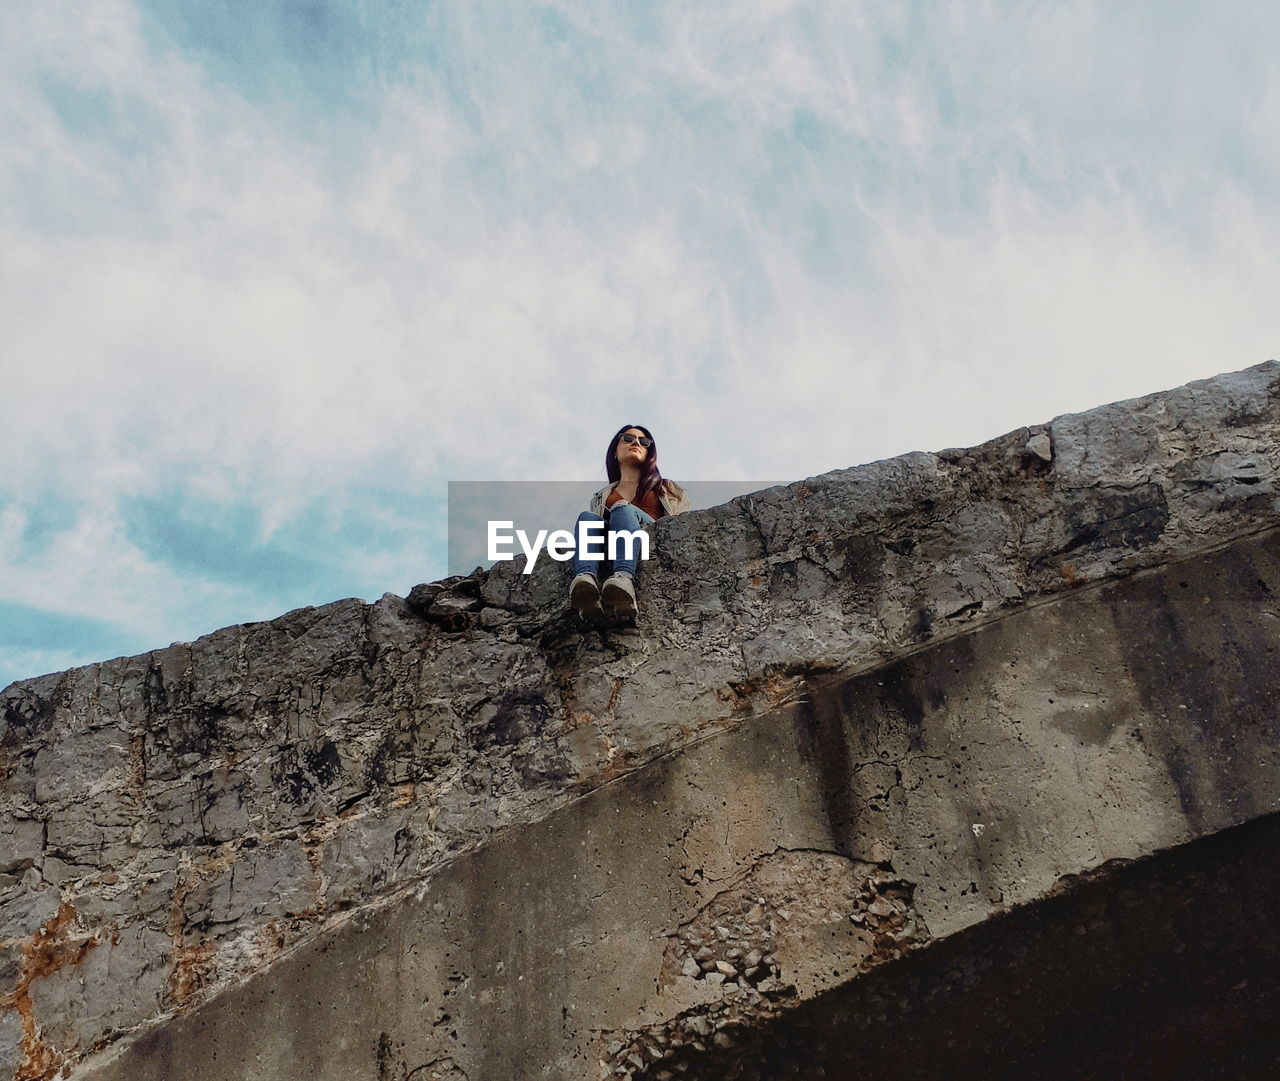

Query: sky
[{"left": 2, "top": 0, "right": 1279, "bottom": 687}]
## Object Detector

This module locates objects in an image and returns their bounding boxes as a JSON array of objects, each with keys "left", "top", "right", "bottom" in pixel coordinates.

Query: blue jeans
[{"left": 571, "top": 506, "right": 655, "bottom": 579}]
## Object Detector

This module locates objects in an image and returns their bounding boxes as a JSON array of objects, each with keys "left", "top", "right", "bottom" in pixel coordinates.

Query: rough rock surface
[{"left": 1, "top": 361, "right": 1279, "bottom": 1080}]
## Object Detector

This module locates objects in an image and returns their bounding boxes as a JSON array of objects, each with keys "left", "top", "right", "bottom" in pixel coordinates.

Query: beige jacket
[{"left": 589, "top": 480, "right": 690, "bottom": 519}]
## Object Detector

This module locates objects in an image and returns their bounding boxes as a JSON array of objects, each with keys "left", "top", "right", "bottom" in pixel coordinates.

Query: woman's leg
[
  {"left": 571, "top": 510, "right": 607, "bottom": 579},
  {"left": 603, "top": 504, "right": 655, "bottom": 579},
  {"left": 569, "top": 511, "right": 608, "bottom": 616},
  {"left": 600, "top": 505, "right": 654, "bottom": 615}
]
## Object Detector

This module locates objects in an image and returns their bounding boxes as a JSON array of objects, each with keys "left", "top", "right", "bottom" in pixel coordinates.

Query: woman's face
[{"left": 616, "top": 428, "right": 650, "bottom": 468}]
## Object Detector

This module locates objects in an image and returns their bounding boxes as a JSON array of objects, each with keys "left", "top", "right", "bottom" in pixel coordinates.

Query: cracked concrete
[
  {"left": 61, "top": 521, "right": 1280, "bottom": 1079},
  {"left": 651, "top": 813, "right": 1280, "bottom": 1081},
  {"left": 3, "top": 361, "right": 1280, "bottom": 1078}
]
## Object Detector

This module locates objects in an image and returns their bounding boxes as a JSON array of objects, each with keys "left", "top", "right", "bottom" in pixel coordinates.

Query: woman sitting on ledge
[{"left": 569, "top": 424, "right": 689, "bottom": 620}]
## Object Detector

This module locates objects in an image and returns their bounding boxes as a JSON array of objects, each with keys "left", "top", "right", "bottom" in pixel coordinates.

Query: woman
[{"left": 569, "top": 424, "right": 689, "bottom": 619}]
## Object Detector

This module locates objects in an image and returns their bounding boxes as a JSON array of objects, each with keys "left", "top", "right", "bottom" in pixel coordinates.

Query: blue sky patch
[
  {"left": 122, "top": 494, "right": 328, "bottom": 594},
  {"left": 0, "top": 599, "right": 137, "bottom": 658}
]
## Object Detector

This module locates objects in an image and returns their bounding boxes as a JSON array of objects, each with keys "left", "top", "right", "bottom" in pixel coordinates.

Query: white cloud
[{"left": 0, "top": 499, "right": 253, "bottom": 638}]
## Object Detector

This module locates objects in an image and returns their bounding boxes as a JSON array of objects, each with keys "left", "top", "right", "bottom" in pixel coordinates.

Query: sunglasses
[{"left": 619, "top": 433, "right": 653, "bottom": 447}]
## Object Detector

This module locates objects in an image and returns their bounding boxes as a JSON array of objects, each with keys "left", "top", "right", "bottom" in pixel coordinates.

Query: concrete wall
[
  {"left": 77, "top": 528, "right": 1280, "bottom": 1080},
  {"left": 2, "top": 361, "right": 1279, "bottom": 1079}
]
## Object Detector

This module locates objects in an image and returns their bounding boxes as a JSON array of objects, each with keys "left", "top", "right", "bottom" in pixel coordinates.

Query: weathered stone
[
  {"left": 151, "top": 769, "right": 251, "bottom": 847},
  {"left": 686, "top": 1017, "right": 712, "bottom": 1037},
  {"left": 318, "top": 809, "right": 416, "bottom": 911},
  {"left": 0, "top": 362, "right": 1279, "bottom": 1080},
  {"left": 28, "top": 922, "right": 170, "bottom": 1055},
  {"left": 478, "top": 606, "right": 514, "bottom": 629},
  {"left": 0, "top": 869, "right": 59, "bottom": 940},
  {"left": 0, "top": 943, "right": 20, "bottom": 989},
  {"left": 412, "top": 580, "right": 453, "bottom": 616},
  {"left": 181, "top": 840, "right": 313, "bottom": 929},
  {"left": 32, "top": 727, "right": 130, "bottom": 805},
  {"left": 0, "top": 1011, "right": 23, "bottom": 1078},
  {"left": 0, "top": 818, "right": 42, "bottom": 876},
  {"left": 428, "top": 593, "right": 480, "bottom": 618},
  {"left": 1024, "top": 432, "right": 1053, "bottom": 462}
]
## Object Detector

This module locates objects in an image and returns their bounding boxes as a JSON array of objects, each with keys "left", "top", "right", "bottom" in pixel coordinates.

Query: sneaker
[
  {"left": 569, "top": 572, "right": 603, "bottom": 618},
  {"left": 601, "top": 573, "right": 637, "bottom": 615}
]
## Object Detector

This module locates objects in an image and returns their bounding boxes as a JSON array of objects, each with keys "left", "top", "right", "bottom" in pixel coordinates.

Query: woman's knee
[{"left": 608, "top": 504, "right": 653, "bottom": 529}]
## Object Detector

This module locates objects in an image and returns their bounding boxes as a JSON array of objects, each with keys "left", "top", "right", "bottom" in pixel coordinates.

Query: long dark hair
[{"left": 605, "top": 424, "right": 667, "bottom": 502}]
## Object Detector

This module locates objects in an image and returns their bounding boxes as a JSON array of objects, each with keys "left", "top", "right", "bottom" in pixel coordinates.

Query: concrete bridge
[{"left": 3, "top": 362, "right": 1279, "bottom": 1080}]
